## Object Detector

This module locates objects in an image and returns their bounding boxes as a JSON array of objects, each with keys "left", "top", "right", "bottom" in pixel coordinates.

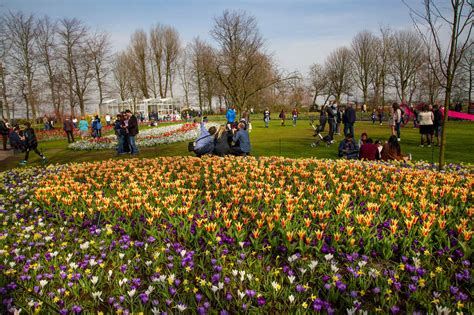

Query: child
[{"left": 19, "top": 122, "right": 47, "bottom": 165}]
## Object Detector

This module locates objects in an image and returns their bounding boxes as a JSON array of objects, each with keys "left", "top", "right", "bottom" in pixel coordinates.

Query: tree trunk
[{"left": 0, "top": 63, "right": 10, "bottom": 119}]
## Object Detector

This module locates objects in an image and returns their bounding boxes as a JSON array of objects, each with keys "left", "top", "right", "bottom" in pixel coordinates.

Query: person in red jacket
[{"left": 359, "top": 138, "right": 379, "bottom": 161}]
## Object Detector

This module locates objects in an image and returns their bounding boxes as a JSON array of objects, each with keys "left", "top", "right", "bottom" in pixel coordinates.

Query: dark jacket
[
  {"left": 343, "top": 107, "right": 356, "bottom": 124},
  {"left": 9, "top": 131, "right": 22, "bottom": 148},
  {"left": 214, "top": 133, "right": 231, "bottom": 156},
  {"left": 63, "top": 119, "right": 74, "bottom": 132},
  {"left": 127, "top": 115, "right": 139, "bottom": 136},
  {"left": 21, "top": 128, "right": 38, "bottom": 148},
  {"left": 338, "top": 139, "right": 359, "bottom": 159},
  {"left": 0, "top": 121, "right": 9, "bottom": 135}
]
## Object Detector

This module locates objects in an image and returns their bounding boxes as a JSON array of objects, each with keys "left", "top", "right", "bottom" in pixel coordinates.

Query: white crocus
[
  {"left": 128, "top": 289, "right": 136, "bottom": 298},
  {"left": 289, "top": 295, "right": 295, "bottom": 303},
  {"left": 288, "top": 275, "right": 295, "bottom": 284},
  {"left": 90, "top": 276, "right": 99, "bottom": 285},
  {"left": 92, "top": 291, "right": 103, "bottom": 301}
]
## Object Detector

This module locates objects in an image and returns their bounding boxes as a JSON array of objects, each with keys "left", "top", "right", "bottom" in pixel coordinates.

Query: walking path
[{"left": 0, "top": 150, "right": 14, "bottom": 161}]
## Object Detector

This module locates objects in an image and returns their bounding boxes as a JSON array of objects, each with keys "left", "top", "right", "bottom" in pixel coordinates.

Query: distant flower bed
[
  {"left": 36, "top": 126, "right": 114, "bottom": 141},
  {"left": 67, "top": 123, "right": 219, "bottom": 150}
]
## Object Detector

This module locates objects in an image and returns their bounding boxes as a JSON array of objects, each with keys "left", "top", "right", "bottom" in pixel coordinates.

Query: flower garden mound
[
  {"left": 67, "top": 123, "right": 219, "bottom": 150},
  {"left": 1, "top": 157, "right": 473, "bottom": 314}
]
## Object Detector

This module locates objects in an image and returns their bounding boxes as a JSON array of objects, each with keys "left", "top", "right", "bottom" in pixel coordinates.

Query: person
[
  {"left": 326, "top": 102, "right": 337, "bottom": 142},
  {"left": 92, "top": 115, "right": 102, "bottom": 138},
  {"left": 63, "top": 117, "right": 75, "bottom": 143},
  {"left": 0, "top": 118, "right": 10, "bottom": 150},
  {"left": 78, "top": 117, "right": 89, "bottom": 139},
  {"left": 381, "top": 135, "right": 405, "bottom": 161},
  {"left": 454, "top": 102, "right": 462, "bottom": 112},
  {"left": 359, "top": 138, "right": 379, "bottom": 160},
  {"left": 241, "top": 110, "right": 251, "bottom": 132},
  {"left": 377, "top": 107, "right": 384, "bottom": 125},
  {"left": 231, "top": 122, "right": 251, "bottom": 156},
  {"left": 338, "top": 133, "right": 359, "bottom": 159},
  {"left": 213, "top": 125, "right": 231, "bottom": 156},
  {"left": 193, "top": 118, "right": 216, "bottom": 157},
  {"left": 433, "top": 105, "right": 443, "bottom": 146},
  {"left": 358, "top": 132, "right": 368, "bottom": 148},
  {"left": 226, "top": 107, "right": 236, "bottom": 125},
  {"left": 43, "top": 116, "right": 50, "bottom": 130},
  {"left": 105, "top": 113, "right": 111, "bottom": 126},
  {"left": 263, "top": 109, "right": 271, "bottom": 128},
  {"left": 292, "top": 108, "right": 299, "bottom": 127},
  {"left": 279, "top": 110, "right": 286, "bottom": 126},
  {"left": 362, "top": 103, "right": 367, "bottom": 112},
  {"left": 9, "top": 126, "right": 23, "bottom": 153},
  {"left": 125, "top": 110, "right": 139, "bottom": 155},
  {"left": 343, "top": 103, "right": 356, "bottom": 136},
  {"left": 418, "top": 104, "right": 434, "bottom": 147},
  {"left": 114, "top": 114, "right": 126, "bottom": 155},
  {"left": 391, "top": 103, "right": 402, "bottom": 141},
  {"left": 19, "top": 122, "right": 47, "bottom": 165},
  {"left": 319, "top": 104, "right": 327, "bottom": 132},
  {"left": 72, "top": 116, "right": 78, "bottom": 128},
  {"left": 336, "top": 107, "right": 343, "bottom": 135},
  {"left": 371, "top": 110, "right": 377, "bottom": 124}
]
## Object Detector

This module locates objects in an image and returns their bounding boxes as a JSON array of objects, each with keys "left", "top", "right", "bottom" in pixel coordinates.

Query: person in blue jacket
[
  {"left": 226, "top": 106, "right": 236, "bottom": 125},
  {"left": 231, "top": 122, "right": 251, "bottom": 156}
]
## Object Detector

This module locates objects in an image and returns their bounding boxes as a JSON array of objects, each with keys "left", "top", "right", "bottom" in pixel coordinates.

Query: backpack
[{"left": 96, "top": 120, "right": 102, "bottom": 130}]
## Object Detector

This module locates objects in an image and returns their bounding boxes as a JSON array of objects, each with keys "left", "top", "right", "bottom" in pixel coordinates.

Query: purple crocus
[{"left": 257, "top": 296, "right": 266, "bottom": 306}]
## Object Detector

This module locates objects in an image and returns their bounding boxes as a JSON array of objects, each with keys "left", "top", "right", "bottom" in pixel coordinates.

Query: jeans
[
  {"left": 66, "top": 131, "right": 74, "bottom": 143},
  {"left": 129, "top": 135, "right": 139, "bottom": 154},
  {"left": 117, "top": 135, "right": 124, "bottom": 154},
  {"left": 264, "top": 118, "right": 269, "bottom": 128},
  {"left": 292, "top": 117, "right": 297, "bottom": 126},
  {"left": 344, "top": 123, "right": 354, "bottom": 137},
  {"left": 24, "top": 145, "right": 44, "bottom": 161},
  {"left": 329, "top": 121, "right": 336, "bottom": 140},
  {"left": 395, "top": 122, "right": 401, "bottom": 139}
]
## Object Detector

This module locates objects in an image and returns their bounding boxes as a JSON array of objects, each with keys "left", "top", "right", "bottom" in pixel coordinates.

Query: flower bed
[
  {"left": 67, "top": 123, "right": 218, "bottom": 150},
  {"left": 36, "top": 126, "right": 114, "bottom": 142},
  {"left": 0, "top": 158, "right": 472, "bottom": 314}
]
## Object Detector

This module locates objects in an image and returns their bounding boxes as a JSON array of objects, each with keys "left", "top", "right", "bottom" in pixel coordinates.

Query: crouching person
[
  {"left": 338, "top": 133, "right": 359, "bottom": 160},
  {"left": 193, "top": 120, "right": 217, "bottom": 157},
  {"left": 231, "top": 122, "right": 251, "bottom": 156}
]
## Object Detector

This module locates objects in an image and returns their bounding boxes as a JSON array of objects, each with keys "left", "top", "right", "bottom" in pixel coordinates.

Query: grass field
[{"left": 1, "top": 118, "right": 473, "bottom": 171}]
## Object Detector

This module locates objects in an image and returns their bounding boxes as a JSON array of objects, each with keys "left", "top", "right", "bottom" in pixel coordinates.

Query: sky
[{"left": 5, "top": 0, "right": 424, "bottom": 75}]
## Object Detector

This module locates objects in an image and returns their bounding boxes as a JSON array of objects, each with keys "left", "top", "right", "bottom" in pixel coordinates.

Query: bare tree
[
  {"left": 58, "top": 18, "right": 88, "bottom": 116},
  {"left": 389, "top": 30, "right": 425, "bottom": 103},
  {"left": 129, "top": 30, "right": 149, "bottom": 98},
  {"left": 211, "top": 10, "right": 293, "bottom": 112},
  {"left": 0, "top": 15, "right": 11, "bottom": 119},
  {"left": 5, "top": 12, "right": 39, "bottom": 120},
  {"left": 325, "top": 46, "right": 353, "bottom": 103},
  {"left": 351, "top": 30, "right": 378, "bottom": 106},
  {"left": 163, "top": 26, "right": 180, "bottom": 98},
  {"left": 308, "top": 63, "right": 328, "bottom": 107},
  {"left": 150, "top": 24, "right": 165, "bottom": 98},
  {"left": 113, "top": 52, "right": 130, "bottom": 101},
  {"left": 405, "top": 0, "right": 473, "bottom": 169},
  {"left": 36, "top": 15, "right": 62, "bottom": 118},
  {"left": 87, "top": 31, "right": 111, "bottom": 114},
  {"left": 177, "top": 44, "right": 193, "bottom": 108},
  {"left": 372, "top": 27, "right": 391, "bottom": 109}
]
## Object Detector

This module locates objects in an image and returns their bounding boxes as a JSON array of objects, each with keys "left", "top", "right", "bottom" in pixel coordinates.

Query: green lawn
[{"left": 1, "top": 119, "right": 473, "bottom": 171}]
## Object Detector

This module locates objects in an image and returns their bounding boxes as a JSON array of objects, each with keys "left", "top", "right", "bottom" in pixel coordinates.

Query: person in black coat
[
  {"left": 19, "top": 122, "right": 47, "bottom": 165},
  {"left": 343, "top": 103, "right": 356, "bottom": 136},
  {"left": 125, "top": 110, "right": 139, "bottom": 155}
]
